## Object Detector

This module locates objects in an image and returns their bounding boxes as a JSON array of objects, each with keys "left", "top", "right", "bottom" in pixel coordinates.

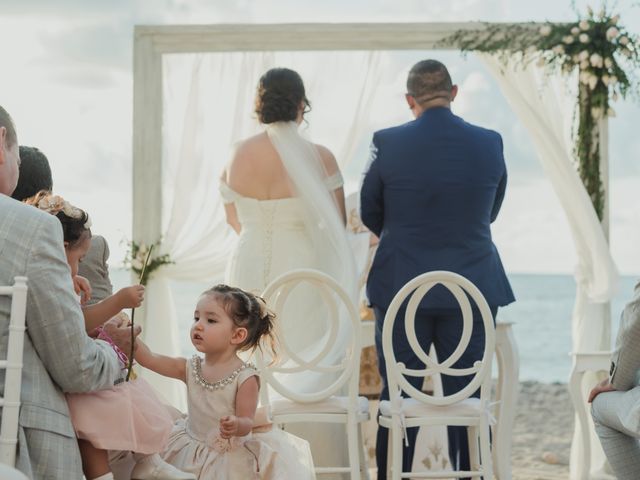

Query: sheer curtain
[
  {"left": 139, "top": 51, "right": 383, "bottom": 409},
  {"left": 480, "top": 54, "right": 618, "bottom": 478}
]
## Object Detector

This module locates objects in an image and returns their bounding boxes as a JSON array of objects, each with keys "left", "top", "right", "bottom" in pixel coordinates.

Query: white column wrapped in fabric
[{"left": 479, "top": 54, "right": 619, "bottom": 478}]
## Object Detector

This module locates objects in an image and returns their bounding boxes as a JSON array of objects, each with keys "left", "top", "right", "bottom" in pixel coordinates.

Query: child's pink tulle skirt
[{"left": 67, "top": 377, "right": 173, "bottom": 454}]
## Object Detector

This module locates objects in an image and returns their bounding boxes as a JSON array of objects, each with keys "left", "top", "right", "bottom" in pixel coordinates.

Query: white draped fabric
[
  {"left": 138, "top": 51, "right": 383, "bottom": 409},
  {"left": 479, "top": 54, "right": 619, "bottom": 478}
]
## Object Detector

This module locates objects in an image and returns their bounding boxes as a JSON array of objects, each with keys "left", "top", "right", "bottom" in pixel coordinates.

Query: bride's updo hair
[{"left": 255, "top": 68, "right": 310, "bottom": 124}]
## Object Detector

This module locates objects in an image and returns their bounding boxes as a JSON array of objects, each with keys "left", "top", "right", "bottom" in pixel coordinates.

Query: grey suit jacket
[
  {"left": 0, "top": 195, "right": 122, "bottom": 479},
  {"left": 610, "top": 280, "right": 640, "bottom": 391},
  {"left": 78, "top": 235, "right": 113, "bottom": 304}
]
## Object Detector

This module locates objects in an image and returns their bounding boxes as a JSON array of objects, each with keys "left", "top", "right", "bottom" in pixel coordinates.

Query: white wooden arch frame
[{"left": 132, "top": 23, "right": 610, "bottom": 480}]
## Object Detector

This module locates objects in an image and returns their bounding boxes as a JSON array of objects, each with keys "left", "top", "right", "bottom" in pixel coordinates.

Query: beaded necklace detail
[{"left": 191, "top": 355, "right": 256, "bottom": 391}]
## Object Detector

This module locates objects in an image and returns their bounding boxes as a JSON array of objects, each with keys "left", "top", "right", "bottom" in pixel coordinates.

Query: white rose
[
  {"left": 553, "top": 45, "right": 565, "bottom": 55},
  {"left": 602, "top": 74, "right": 610, "bottom": 86},
  {"left": 580, "top": 60, "right": 590, "bottom": 70},
  {"left": 609, "top": 75, "right": 618, "bottom": 85},
  {"left": 590, "top": 53, "right": 603, "bottom": 68},
  {"left": 588, "top": 75, "right": 599, "bottom": 90},
  {"left": 579, "top": 20, "right": 590, "bottom": 31},
  {"left": 604, "top": 57, "right": 613, "bottom": 68},
  {"left": 606, "top": 27, "right": 619, "bottom": 40},
  {"left": 132, "top": 258, "right": 144, "bottom": 270},
  {"left": 591, "top": 107, "right": 603, "bottom": 118},
  {"left": 621, "top": 48, "right": 632, "bottom": 57},
  {"left": 579, "top": 33, "right": 590, "bottom": 43},
  {"left": 563, "top": 35, "right": 574, "bottom": 44},
  {"left": 619, "top": 36, "right": 629, "bottom": 45},
  {"left": 579, "top": 71, "right": 590, "bottom": 84},
  {"left": 611, "top": 15, "right": 620, "bottom": 25},
  {"left": 579, "top": 50, "right": 590, "bottom": 61},
  {"left": 539, "top": 25, "right": 552, "bottom": 36},
  {"left": 571, "top": 26, "right": 580, "bottom": 35}
]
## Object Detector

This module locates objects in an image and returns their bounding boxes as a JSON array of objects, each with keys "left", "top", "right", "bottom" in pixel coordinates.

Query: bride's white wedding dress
[{"left": 221, "top": 122, "right": 357, "bottom": 477}]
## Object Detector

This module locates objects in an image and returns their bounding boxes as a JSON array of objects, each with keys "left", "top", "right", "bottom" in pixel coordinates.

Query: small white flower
[
  {"left": 621, "top": 48, "right": 632, "bottom": 57},
  {"left": 602, "top": 75, "right": 610, "bottom": 86},
  {"left": 606, "top": 27, "right": 619, "bottom": 40},
  {"left": 604, "top": 57, "right": 613, "bottom": 69},
  {"left": 579, "top": 71, "right": 590, "bottom": 84},
  {"left": 588, "top": 75, "right": 599, "bottom": 90},
  {"left": 580, "top": 59, "right": 590, "bottom": 70},
  {"left": 579, "top": 20, "right": 590, "bottom": 31},
  {"left": 539, "top": 25, "right": 552, "bottom": 36},
  {"left": 590, "top": 53, "right": 603, "bottom": 68},
  {"left": 611, "top": 15, "right": 620, "bottom": 25},
  {"left": 619, "top": 36, "right": 629, "bottom": 45},
  {"left": 579, "top": 50, "right": 590, "bottom": 61},
  {"left": 579, "top": 33, "right": 590, "bottom": 43},
  {"left": 536, "top": 57, "right": 546, "bottom": 67},
  {"left": 609, "top": 75, "right": 618, "bottom": 85},
  {"left": 563, "top": 35, "right": 574, "bottom": 44},
  {"left": 132, "top": 258, "right": 144, "bottom": 270},
  {"left": 591, "top": 107, "right": 603, "bottom": 118},
  {"left": 571, "top": 26, "right": 580, "bottom": 35},
  {"left": 553, "top": 45, "right": 565, "bottom": 55}
]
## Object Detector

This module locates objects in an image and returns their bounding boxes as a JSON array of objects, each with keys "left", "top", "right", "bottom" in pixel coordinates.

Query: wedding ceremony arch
[{"left": 132, "top": 21, "right": 624, "bottom": 479}]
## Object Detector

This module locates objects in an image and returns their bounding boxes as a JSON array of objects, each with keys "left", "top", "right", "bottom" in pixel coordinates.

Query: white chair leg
[
  {"left": 347, "top": 419, "right": 360, "bottom": 480},
  {"left": 467, "top": 426, "right": 481, "bottom": 480},
  {"left": 479, "top": 420, "right": 493, "bottom": 480},
  {"left": 391, "top": 422, "right": 403, "bottom": 480},
  {"left": 357, "top": 423, "right": 371, "bottom": 480}
]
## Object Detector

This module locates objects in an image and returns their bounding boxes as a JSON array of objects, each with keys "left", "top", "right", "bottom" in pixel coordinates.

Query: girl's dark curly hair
[
  {"left": 203, "top": 284, "right": 277, "bottom": 359},
  {"left": 254, "top": 68, "right": 311, "bottom": 124}
]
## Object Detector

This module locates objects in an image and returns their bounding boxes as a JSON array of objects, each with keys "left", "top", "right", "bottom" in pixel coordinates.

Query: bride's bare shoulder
[{"left": 314, "top": 143, "right": 339, "bottom": 176}]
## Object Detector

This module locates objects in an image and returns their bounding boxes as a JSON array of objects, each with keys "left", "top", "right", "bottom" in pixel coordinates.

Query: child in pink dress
[
  {"left": 28, "top": 192, "right": 194, "bottom": 480},
  {"left": 135, "top": 284, "right": 317, "bottom": 479}
]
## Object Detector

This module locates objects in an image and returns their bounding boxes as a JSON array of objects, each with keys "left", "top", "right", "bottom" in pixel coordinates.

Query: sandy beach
[{"left": 363, "top": 381, "right": 574, "bottom": 480}]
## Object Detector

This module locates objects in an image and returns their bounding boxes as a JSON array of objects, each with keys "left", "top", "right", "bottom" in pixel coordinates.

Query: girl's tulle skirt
[{"left": 67, "top": 377, "right": 173, "bottom": 454}]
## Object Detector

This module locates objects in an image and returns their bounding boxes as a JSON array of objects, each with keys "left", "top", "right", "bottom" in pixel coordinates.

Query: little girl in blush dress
[
  {"left": 27, "top": 192, "right": 194, "bottom": 480},
  {"left": 135, "top": 284, "right": 316, "bottom": 479}
]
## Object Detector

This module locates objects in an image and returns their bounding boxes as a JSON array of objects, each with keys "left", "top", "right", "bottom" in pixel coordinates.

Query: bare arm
[
  {"left": 316, "top": 144, "right": 347, "bottom": 225},
  {"left": 82, "top": 285, "right": 144, "bottom": 332},
  {"left": 219, "top": 376, "right": 259, "bottom": 438},
  {"left": 135, "top": 338, "right": 187, "bottom": 383},
  {"left": 220, "top": 168, "right": 242, "bottom": 234}
]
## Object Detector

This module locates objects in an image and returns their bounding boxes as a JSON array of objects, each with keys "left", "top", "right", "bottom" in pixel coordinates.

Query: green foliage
[
  {"left": 443, "top": 6, "right": 639, "bottom": 220},
  {"left": 124, "top": 240, "right": 173, "bottom": 286}
]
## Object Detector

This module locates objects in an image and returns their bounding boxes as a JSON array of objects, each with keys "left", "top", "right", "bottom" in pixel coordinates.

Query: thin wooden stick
[{"left": 126, "top": 244, "right": 154, "bottom": 381}]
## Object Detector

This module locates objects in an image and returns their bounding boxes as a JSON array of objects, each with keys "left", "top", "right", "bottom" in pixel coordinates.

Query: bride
[{"left": 220, "top": 67, "right": 357, "bottom": 477}]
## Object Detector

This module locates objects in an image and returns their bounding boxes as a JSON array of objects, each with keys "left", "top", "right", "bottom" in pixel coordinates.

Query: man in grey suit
[
  {"left": 0, "top": 105, "right": 138, "bottom": 478},
  {"left": 589, "top": 280, "right": 640, "bottom": 480}
]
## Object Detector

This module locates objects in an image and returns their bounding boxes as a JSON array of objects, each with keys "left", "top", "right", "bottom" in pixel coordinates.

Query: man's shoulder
[
  {"left": 0, "top": 195, "right": 59, "bottom": 232},
  {"left": 458, "top": 117, "right": 502, "bottom": 143},
  {"left": 373, "top": 119, "right": 416, "bottom": 141}
]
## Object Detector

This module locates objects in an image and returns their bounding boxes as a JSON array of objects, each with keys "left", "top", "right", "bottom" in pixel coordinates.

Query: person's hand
[
  {"left": 588, "top": 378, "right": 616, "bottom": 403},
  {"left": 103, "top": 313, "right": 142, "bottom": 356},
  {"left": 73, "top": 275, "right": 92, "bottom": 305},
  {"left": 219, "top": 415, "right": 239, "bottom": 439},
  {"left": 115, "top": 285, "right": 145, "bottom": 309}
]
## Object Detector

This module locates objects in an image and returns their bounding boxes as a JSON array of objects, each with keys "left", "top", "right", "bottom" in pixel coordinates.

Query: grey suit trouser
[{"left": 591, "top": 386, "right": 640, "bottom": 480}]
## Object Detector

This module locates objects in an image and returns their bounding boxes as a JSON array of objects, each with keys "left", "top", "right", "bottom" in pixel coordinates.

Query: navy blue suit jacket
[{"left": 360, "top": 107, "right": 515, "bottom": 310}]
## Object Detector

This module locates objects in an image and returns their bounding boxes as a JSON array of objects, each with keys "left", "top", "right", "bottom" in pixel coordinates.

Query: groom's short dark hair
[{"left": 407, "top": 60, "right": 453, "bottom": 104}]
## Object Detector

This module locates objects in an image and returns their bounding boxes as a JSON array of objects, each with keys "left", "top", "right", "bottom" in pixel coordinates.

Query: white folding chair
[
  {"left": 258, "top": 269, "right": 370, "bottom": 479},
  {"left": 0, "top": 277, "right": 28, "bottom": 467},
  {"left": 378, "top": 271, "right": 495, "bottom": 480}
]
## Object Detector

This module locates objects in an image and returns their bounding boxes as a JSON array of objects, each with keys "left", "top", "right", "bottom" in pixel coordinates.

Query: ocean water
[{"left": 111, "top": 270, "right": 637, "bottom": 384}]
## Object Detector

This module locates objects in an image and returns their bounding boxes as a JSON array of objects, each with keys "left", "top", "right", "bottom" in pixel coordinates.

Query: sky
[{"left": 1, "top": 0, "right": 639, "bottom": 275}]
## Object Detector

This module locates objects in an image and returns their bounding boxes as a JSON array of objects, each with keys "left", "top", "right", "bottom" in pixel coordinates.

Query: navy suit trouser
[{"left": 373, "top": 305, "right": 498, "bottom": 480}]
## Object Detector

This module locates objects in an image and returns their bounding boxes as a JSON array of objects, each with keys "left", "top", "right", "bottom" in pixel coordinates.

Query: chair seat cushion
[
  {"left": 379, "top": 397, "right": 482, "bottom": 418},
  {"left": 271, "top": 395, "right": 369, "bottom": 416}
]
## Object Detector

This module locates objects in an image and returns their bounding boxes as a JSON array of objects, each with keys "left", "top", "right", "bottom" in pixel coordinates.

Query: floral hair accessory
[{"left": 29, "top": 192, "right": 92, "bottom": 229}]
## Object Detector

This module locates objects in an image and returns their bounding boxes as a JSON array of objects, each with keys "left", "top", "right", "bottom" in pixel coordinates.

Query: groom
[{"left": 360, "top": 59, "right": 515, "bottom": 478}]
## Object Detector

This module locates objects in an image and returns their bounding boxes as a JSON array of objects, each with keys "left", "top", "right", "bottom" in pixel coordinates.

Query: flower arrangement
[
  {"left": 124, "top": 240, "right": 173, "bottom": 286},
  {"left": 443, "top": 3, "right": 639, "bottom": 220}
]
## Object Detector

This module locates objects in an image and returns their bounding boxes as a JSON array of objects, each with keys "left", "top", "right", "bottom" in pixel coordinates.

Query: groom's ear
[{"left": 405, "top": 94, "right": 416, "bottom": 110}]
